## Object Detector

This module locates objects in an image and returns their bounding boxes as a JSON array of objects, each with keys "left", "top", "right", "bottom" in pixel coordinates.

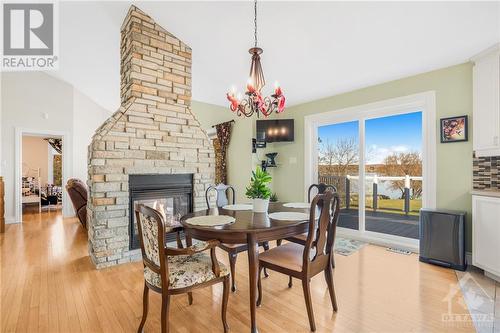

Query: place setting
[
  {"left": 222, "top": 203, "right": 253, "bottom": 211},
  {"left": 184, "top": 214, "right": 236, "bottom": 226}
]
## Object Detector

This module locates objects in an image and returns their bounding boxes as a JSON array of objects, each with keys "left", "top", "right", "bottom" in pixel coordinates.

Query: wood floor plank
[{"left": 0, "top": 210, "right": 475, "bottom": 333}]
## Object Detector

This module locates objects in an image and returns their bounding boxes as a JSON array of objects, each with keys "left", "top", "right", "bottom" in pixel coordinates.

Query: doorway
[
  {"left": 15, "top": 128, "right": 71, "bottom": 223},
  {"left": 304, "top": 92, "right": 436, "bottom": 250},
  {"left": 21, "top": 135, "right": 63, "bottom": 217}
]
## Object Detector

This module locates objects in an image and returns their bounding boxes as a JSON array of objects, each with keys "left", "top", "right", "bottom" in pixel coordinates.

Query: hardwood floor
[{"left": 1, "top": 211, "right": 474, "bottom": 332}]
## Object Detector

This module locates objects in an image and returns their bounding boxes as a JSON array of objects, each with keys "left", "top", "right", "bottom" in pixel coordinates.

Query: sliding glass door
[
  {"left": 318, "top": 121, "right": 359, "bottom": 231},
  {"left": 363, "top": 112, "right": 422, "bottom": 239},
  {"left": 312, "top": 108, "right": 425, "bottom": 245}
]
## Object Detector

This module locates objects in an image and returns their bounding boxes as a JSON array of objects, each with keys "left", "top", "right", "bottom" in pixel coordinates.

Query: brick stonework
[{"left": 87, "top": 6, "right": 215, "bottom": 268}]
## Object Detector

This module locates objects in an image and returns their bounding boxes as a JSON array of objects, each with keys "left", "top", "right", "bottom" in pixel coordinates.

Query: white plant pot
[{"left": 253, "top": 198, "right": 270, "bottom": 213}]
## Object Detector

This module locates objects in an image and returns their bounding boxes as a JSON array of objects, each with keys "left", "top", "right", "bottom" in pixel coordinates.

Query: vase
[{"left": 253, "top": 198, "right": 269, "bottom": 213}]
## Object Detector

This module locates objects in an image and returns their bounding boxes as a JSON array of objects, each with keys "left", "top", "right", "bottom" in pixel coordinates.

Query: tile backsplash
[{"left": 473, "top": 155, "right": 500, "bottom": 190}]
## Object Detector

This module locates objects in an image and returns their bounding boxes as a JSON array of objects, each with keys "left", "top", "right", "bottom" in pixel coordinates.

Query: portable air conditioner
[{"left": 419, "top": 208, "right": 467, "bottom": 271}]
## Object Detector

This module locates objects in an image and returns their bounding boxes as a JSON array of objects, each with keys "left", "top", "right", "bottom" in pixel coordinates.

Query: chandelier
[{"left": 226, "top": 0, "right": 286, "bottom": 118}]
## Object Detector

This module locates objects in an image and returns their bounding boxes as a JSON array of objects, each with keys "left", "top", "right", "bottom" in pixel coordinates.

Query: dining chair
[
  {"left": 135, "top": 204, "right": 230, "bottom": 333},
  {"left": 205, "top": 184, "right": 269, "bottom": 292},
  {"left": 257, "top": 190, "right": 340, "bottom": 332},
  {"left": 307, "top": 183, "right": 337, "bottom": 203},
  {"left": 278, "top": 183, "right": 337, "bottom": 250}
]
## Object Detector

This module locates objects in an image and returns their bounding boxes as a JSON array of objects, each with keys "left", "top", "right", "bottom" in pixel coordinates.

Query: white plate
[
  {"left": 283, "top": 202, "right": 310, "bottom": 209},
  {"left": 222, "top": 204, "right": 253, "bottom": 211},
  {"left": 185, "top": 215, "right": 235, "bottom": 226},
  {"left": 268, "top": 212, "right": 309, "bottom": 221}
]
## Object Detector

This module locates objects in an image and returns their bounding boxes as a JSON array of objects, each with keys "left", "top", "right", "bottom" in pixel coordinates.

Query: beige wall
[
  {"left": 22, "top": 136, "right": 49, "bottom": 186},
  {"left": 269, "top": 62, "right": 473, "bottom": 251}
]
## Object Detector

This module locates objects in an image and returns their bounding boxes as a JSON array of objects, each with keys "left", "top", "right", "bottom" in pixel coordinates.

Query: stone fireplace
[{"left": 87, "top": 6, "right": 215, "bottom": 268}]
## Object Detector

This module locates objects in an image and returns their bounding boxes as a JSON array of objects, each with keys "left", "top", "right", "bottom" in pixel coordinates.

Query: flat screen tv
[{"left": 256, "top": 119, "right": 294, "bottom": 143}]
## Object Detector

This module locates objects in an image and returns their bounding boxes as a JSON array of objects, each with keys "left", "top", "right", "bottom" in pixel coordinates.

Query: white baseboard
[
  {"left": 466, "top": 252, "right": 472, "bottom": 266},
  {"left": 485, "top": 271, "right": 500, "bottom": 283},
  {"left": 336, "top": 228, "right": 419, "bottom": 253},
  {"left": 5, "top": 216, "right": 18, "bottom": 224}
]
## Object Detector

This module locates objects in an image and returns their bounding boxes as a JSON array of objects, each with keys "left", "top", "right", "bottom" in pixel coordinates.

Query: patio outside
[{"left": 318, "top": 112, "right": 422, "bottom": 240}]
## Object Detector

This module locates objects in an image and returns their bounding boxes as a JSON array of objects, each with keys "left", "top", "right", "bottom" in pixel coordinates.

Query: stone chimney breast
[{"left": 87, "top": 6, "right": 214, "bottom": 268}]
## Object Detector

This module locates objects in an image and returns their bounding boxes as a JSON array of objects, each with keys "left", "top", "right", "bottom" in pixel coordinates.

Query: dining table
[{"left": 180, "top": 202, "right": 311, "bottom": 333}]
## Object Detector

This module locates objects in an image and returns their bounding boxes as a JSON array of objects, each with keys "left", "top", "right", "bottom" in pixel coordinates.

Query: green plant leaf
[{"left": 245, "top": 166, "right": 273, "bottom": 199}]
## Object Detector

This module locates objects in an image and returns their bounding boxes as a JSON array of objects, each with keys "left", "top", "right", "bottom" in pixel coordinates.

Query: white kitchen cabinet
[
  {"left": 472, "top": 195, "right": 500, "bottom": 278},
  {"left": 472, "top": 44, "right": 500, "bottom": 157}
]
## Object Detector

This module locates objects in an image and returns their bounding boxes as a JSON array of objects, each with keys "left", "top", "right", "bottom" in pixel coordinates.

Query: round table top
[{"left": 180, "top": 202, "right": 311, "bottom": 234}]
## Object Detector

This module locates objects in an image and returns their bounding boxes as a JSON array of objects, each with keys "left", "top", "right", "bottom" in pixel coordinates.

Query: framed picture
[{"left": 440, "top": 115, "right": 468, "bottom": 143}]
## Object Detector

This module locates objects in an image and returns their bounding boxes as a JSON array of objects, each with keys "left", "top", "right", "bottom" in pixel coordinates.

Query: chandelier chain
[{"left": 254, "top": 0, "right": 258, "bottom": 48}]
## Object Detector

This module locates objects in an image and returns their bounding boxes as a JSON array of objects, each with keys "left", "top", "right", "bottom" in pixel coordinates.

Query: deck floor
[{"left": 338, "top": 208, "right": 419, "bottom": 239}]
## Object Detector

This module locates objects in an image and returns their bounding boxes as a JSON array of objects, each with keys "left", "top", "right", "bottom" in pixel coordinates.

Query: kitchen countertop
[{"left": 471, "top": 189, "right": 500, "bottom": 198}]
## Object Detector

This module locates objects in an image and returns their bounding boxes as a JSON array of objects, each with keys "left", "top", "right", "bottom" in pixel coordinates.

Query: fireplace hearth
[{"left": 129, "top": 174, "right": 193, "bottom": 250}]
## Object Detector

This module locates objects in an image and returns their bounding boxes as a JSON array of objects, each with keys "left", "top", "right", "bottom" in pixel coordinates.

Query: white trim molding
[
  {"left": 304, "top": 91, "right": 437, "bottom": 247},
  {"left": 15, "top": 128, "right": 73, "bottom": 223}
]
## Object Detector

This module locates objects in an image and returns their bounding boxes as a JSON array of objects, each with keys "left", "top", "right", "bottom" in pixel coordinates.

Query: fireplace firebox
[{"left": 129, "top": 174, "right": 193, "bottom": 250}]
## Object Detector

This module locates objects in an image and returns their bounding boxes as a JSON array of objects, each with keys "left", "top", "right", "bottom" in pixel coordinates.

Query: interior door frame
[
  {"left": 304, "top": 91, "right": 436, "bottom": 251},
  {"left": 15, "top": 128, "right": 72, "bottom": 223}
]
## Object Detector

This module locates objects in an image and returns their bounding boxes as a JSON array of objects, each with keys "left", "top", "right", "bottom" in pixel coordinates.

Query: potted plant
[{"left": 246, "top": 167, "right": 272, "bottom": 212}]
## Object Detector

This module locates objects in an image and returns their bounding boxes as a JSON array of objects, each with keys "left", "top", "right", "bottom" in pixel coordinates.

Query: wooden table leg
[
  {"left": 247, "top": 233, "right": 259, "bottom": 333},
  {"left": 185, "top": 230, "right": 192, "bottom": 247}
]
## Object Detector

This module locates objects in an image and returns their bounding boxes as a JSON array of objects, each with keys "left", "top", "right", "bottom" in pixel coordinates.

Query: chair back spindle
[{"left": 303, "top": 191, "right": 340, "bottom": 268}]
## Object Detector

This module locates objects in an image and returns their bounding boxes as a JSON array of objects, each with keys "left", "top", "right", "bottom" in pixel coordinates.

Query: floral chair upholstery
[
  {"left": 136, "top": 208, "right": 229, "bottom": 290},
  {"left": 144, "top": 252, "right": 229, "bottom": 289}
]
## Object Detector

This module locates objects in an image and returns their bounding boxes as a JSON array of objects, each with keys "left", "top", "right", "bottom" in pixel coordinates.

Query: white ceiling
[{"left": 55, "top": 1, "right": 500, "bottom": 112}]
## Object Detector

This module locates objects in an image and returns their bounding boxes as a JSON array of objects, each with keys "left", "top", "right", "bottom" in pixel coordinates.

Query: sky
[{"left": 318, "top": 111, "right": 422, "bottom": 164}]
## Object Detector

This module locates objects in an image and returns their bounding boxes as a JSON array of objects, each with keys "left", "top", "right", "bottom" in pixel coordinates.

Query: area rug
[
  {"left": 334, "top": 237, "right": 367, "bottom": 256},
  {"left": 169, "top": 237, "right": 366, "bottom": 256}
]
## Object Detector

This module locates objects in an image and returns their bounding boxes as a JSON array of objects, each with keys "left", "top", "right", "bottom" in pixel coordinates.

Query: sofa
[{"left": 66, "top": 178, "right": 88, "bottom": 228}]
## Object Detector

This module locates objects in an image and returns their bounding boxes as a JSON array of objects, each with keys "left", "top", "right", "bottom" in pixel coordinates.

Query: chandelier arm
[
  {"left": 259, "top": 96, "right": 273, "bottom": 117},
  {"left": 237, "top": 99, "right": 254, "bottom": 117}
]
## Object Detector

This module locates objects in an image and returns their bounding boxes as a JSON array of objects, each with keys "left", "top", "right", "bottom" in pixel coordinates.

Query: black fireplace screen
[{"left": 129, "top": 174, "right": 193, "bottom": 250}]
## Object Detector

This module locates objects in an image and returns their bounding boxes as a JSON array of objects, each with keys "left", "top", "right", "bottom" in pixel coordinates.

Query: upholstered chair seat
[
  {"left": 144, "top": 251, "right": 229, "bottom": 290},
  {"left": 258, "top": 242, "right": 314, "bottom": 272}
]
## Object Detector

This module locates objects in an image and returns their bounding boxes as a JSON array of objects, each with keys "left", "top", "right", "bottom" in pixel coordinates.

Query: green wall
[
  {"left": 191, "top": 101, "right": 255, "bottom": 203},
  {"left": 269, "top": 63, "right": 473, "bottom": 251},
  {"left": 192, "top": 63, "right": 474, "bottom": 251}
]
